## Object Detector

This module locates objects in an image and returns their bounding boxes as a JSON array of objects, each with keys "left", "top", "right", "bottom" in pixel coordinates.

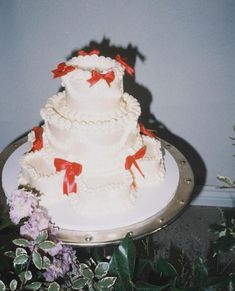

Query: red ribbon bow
[
  {"left": 51, "top": 62, "right": 75, "bottom": 79},
  {"left": 54, "top": 158, "right": 82, "bottom": 195},
  {"left": 87, "top": 70, "right": 115, "bottom": 87},
  {"left": 125, "top": 146, "right": 146, "bottom": 178},
  {"left": 115, "top": 54, "right": 134, "bottom": 76},
  {"left": 78, "top": 49, "right": 100, "bottom": 56},
  {"left": 31, "top": 127, "right": 43, "bottom": 152},
  {"left": 139, "top": 123, "right": 157, "bottom": 139}
]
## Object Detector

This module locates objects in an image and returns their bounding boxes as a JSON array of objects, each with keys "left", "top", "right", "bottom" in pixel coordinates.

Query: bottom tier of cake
[{"left": 2, "top": 141, "right": 179, "bottom": 231}]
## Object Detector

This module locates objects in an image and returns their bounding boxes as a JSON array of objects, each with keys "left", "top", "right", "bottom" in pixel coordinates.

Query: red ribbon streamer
[
  {"left": 139, "top": 123, "right": 157, "bottom": 139},
  {"left": 125, "top": 146, "right": 146, "bottom": 178},
  {"left": 32, "top": 127, "right": 43, "bottom": 152},
  {"left": 78, "top": 49, "right": 100, "bottom": 56},
  {"left": 51, "top": 62, "right": 75, "bottom": 79},
  {"left": 54, "top": 158, "right": 82, "bottom": 195},
  {"left": 87, "top": 70, "right": 115, "bottom": 87},
  {"left": 115, "top": 54, "right": 134, "bottom": 76}
]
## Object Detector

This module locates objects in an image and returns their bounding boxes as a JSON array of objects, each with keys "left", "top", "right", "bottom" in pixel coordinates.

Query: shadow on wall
[
  {"left": 12, "top": 37, "right": 206, "bottom": 201},
  {"left": 73, "top": 37, "right": 207, "bottom": 200}
]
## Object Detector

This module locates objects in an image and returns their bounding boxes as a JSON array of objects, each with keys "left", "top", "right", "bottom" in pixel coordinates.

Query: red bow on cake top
[
  {"left": 125, "top": 146, "right": 146, "bottom": 178},
  {"left": 31, "top": 127, "right": 43, "bottom": 152},
  {"left": 139, "top": 123, "right": 157, "bottom": 139},
  {"left": 87, "top": 70, "right": 115, "bottom": 87},
  {"left": 51, "top": 62, "right": 75, "bottom": 79},
  {"left": 115, "top": 54, "right": 134, "bottom": 76},
  {"left": 54, "top": 158, "right": 82, "bottom": 195},
  {"left": 78, "top": 49, "right": 100, "bottom": 56}
]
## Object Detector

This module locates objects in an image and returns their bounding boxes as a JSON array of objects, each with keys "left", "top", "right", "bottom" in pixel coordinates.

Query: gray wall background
[{"left": 0, "top": 0, "right": 234, "bottom": 192}]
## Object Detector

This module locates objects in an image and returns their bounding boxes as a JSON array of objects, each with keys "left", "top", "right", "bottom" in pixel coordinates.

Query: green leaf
[
  {"left": 213, "top": 234, "right": 235, "bottom": 253},
  {"left": 0, "top": 217, "right": 13, "bottom": 230},
  {"left": 95, "top": 262, "right": 109, "bottom": 279},
  {"left": 4, "top": 251, "right": 16, "bottom": 258},
  {"left": 18, "top": 271, "right": 32, "bottom": 283},
  {"left": 80, "top": 263, "right": 90, "bottom": 270},
  {"left": 25, "top": 270, "right": 33, "bottom": 281},
  {"left": 38, "top": 241, "right": 56, "bottom": 250},
  {"left": 35, "top": 230, "right": 48, "bottom": 244},
  {"left": 72, "top": 277, "right": 89, "bottom": 289},
  {"left": 155, "top": 257, "right": 178, "bottom": 278},
  {"left": 48, "top": 282, "right": 60, "bottom": 291},
  {"left": 193, "top": 257, "right": 208, "bottom": 288},
  {"left": 25, "top": 282, "right": 42, "bottom": 290},
  {"left": 217, "top": 175, "right": 234, "bottom": 186},
  {"left": 13, "top": 238, "right": 29, "bottom": 247},
  {"left": 13, "top": 254, "right": 29, "bottom": 265},
  {"left": 9, "top": 279, "right": 17, "bottom": 291},
  {"left": 82, "top": 267, "right": 94, "bottom": 280},
  {"left": 16, "top": 247, "right": 27, "bottom": 256},
  {"left": 204, "top": 275, "right": 234, "bottom": 289},
  {"left": 32, "top": 250, "right": 42, "bottom": 270},
  {"left": 135, "top": 281, "right": 167, "bottom": 290},
  {"left": 209, "top": 223, "right": 226, "bottom": 234},
  {"left": 135, "top": 258, "right": 152, "bottom": 275},
  {"left": 109, "top": 234, "right": 136, "bottom": 291},
  {"left": 42, "top": 256, "right": 51, "bottom": 269},
  {"left": 91, "top": 247, "right": 103, "bottom": 263},
  {"left": 96, "top": 277, "right": 116, "bottom": 289},
  {"left": 0, "top": 280, "right": 6, "bottom": 291}
]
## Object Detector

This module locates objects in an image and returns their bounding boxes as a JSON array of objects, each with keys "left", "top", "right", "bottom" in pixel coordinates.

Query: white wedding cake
[{"left": 18, "top": 50, "right": 165, "bottom": 218}]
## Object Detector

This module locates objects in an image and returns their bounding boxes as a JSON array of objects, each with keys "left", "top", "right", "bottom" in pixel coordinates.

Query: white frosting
[
  {"left": 18, "top": 53, "right": 165, "bottom": 217},
  {"left": 62, "top": 55, "right": 125, "bottom": 114}
]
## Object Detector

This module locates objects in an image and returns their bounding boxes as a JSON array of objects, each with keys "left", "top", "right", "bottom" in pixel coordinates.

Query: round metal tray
[{"left": 0, "top": 136, "right": 194, "bottom": 246}]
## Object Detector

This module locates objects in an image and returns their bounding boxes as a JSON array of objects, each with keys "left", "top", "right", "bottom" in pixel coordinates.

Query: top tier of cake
[{"left": 60, "top": 55, "right": 125, "bottom": 116}]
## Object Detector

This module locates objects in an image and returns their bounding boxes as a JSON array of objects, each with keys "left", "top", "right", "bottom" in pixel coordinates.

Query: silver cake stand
[{"left": 0, "top": 136, "right": 194, "bottom": 246}]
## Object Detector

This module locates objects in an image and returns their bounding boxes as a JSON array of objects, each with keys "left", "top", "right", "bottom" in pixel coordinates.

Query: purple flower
[
  {"left": 43, "top": 257, "right": 64, "bottom": 282},
  {"left": 43, "top": 245, "right": 78, "bottom": 282},
  {"left": 61, "top": 245, "right": 78, "bottom": 274},
  {"left": 20, "top": 208, "right": 50, "bottom": 240},
  {"left": 7, "top": 189, "right": 38, "bottom": 224},
  {"left": 46, "top": 241, "right": 63, "bottom": 257}
]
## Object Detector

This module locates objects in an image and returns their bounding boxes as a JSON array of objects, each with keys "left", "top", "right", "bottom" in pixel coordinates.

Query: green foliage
[
  {"left": 32, "top": 250, "right": 43, "bottom": 270},
  {"left": 155, "top": 257, "right": 178, "bottom": 278},
  {"left": 35, "top": 229, "right": 48, "bottom": 244},
  {"left": 71, "top": 260, "right": 116, "bottom": 290},
  {"left": 1, "top": 223, "right": 235, "bottom": 290},
  {"left": 13, "top": 238, "right": 29, "bottom": 247},
  {"left": 0, "top": 216, "right": 13, "bottom": 231},
  {"left": 109, "top": 233, "right": 136, "bottom": 290},
  {"left": 217, "top": 175, "right": 235, "bottom": 188},
  {"left": 38, "top": 241, "right": 56, "bottom": 251},
  {"left": 95, "top": 262, "right": 109, "bottom": 279},
  {"left": 24, "top": 281, "right": 42, "bottom": 290},
  {"left": 48, "top": 282, "right": 60, "bottom": 291},
  {"left": 217, "top": 125, "right": 235, "bottom": 188},
  {"left": 0, "top": 280, "right": 6, "bottom": 291}
]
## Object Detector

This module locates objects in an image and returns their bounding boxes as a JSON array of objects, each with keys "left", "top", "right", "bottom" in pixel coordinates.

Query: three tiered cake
[{"left": 18, "top": 50, "right": 165, "bottom": 219}]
